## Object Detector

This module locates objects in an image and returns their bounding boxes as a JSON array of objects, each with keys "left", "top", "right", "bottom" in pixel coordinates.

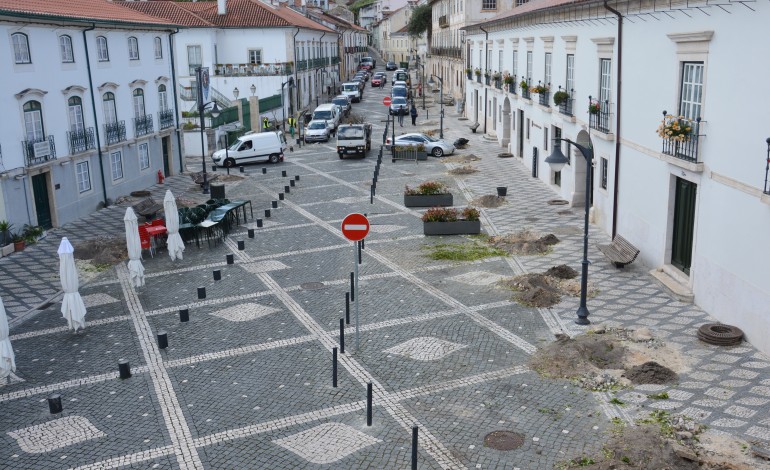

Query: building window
[
  {"left": 60, "top": 35, "right": 74, "bottom": 63},
  {"left": 110, "top": 151, "right": 123, "bottom": 180},
  {"left": 526, "top": 51, "right": 532, "bottom": 80},
  {"left": 248, "top": 49, "right": 262, "bottom": 64},
  {"left": 187, "top": 45, "right": 201, "bottom": 75},
  {"left": 600, "top": 157, "right": 608, "bottom": 190},
  {"left": 482, "top": 0, "right": 496, "bottom": 9},
  {"left": 544, "top": 52, "right": 552, "bottom": 85},
  {"left": 566, "top": 54, "right": 575, "bottom": 92},
  {"left": 128, "top": 36, "right": 139, "bottom": 60},
  {"left": 680, "top": 62, "right": 704, "bottom": 119},
  {"left": 512, "top": 50, "right": 518, "bottom": 77},
  {"left": 154, "top": 37, "right": 162, "bottom": 59},
  {"left": 23, "top": 101, "right": 44, "bottom": 141},
  {"left": 599, "top": 58, "right": 611, "bottom": 103},
  {"left": 133, "top": 89, "right": 146, "bottom": 117},
  {"left": 68, "top": 97, "right": 85, "bottom": 133},
  {"left": 498, "top": 50, "right": 503, "bottom": 71},
  {"left": 138, "top": 142, "right": 150, "bottom": 170},
  {"left": 12, "top": 33, "right": 31, "bottom": 64},
  {"left": 96, "top": 36, "right": 109, "bottom": 61},
  {"left": 103, "top": 92, "right": 117, "bottom": 124},
  {"left": 158, "top": 84, "right": 168, "bottom": 111},
  {"left": 76, "top": 161, "right": 91, "bottom": 193}
]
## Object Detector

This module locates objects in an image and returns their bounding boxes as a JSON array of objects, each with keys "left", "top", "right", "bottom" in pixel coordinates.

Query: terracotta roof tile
[
  {"left": 469, "top": 0, "right": 594, "bottom": 27},
  {"left": 0, "top": 0, "right": 172, "bottom": 26},
  {"left": 117, "top": 1, "right": 210, "bottom": 27}
]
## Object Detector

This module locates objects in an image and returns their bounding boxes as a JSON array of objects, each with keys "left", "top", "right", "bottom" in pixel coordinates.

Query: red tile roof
[
  {"left": 0, "top": 0, "right": 172, "bottom": 26},
  {"left": 468, "top": 0, "right": 594, "bottom": 27}
]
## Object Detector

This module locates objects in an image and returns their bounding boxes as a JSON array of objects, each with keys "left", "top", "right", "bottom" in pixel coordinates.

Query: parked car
[
  {"left": 385, "top": 61, "right": 397, "bottom": 71},
  {"left": 212, "top": 131, "right": 287, "bottom": 167},
  {"left": 371, "top": 74, "right": 385, "bottom": 87},
  {"left": 392, "top": 80, "right": 408, "bottom": 88},
  {"left": 361, "top": 56, "right": 376, "bottom": 68},
  {"left": 354, "top": 70, "right": 369, "bottom": 81},
  {"left": 391, "top": 86, "right": 409, "bottom": 99},
  {"left": 387, "top": 132, "right": 455, "bottom": 157},
  {"left": 332, "top": 95, "right": 351, "bottom": 116},
  {"left": 394, "top": 71, "right": 411, "bottom": 87},
  {"left": 388, "top": 96, "right": 408, "bottom": 116},
  {"left": 341, "top": 82, "right": 362, "bottom": 102},
  {"left": 311, "top": 103, "right": 340, "bottom": 131},
  {"left": 392, "top": 69, "right": 405, "bottom": 82},
  {"left": 304, "top": 120, "right": 332, "bottom": 143}
]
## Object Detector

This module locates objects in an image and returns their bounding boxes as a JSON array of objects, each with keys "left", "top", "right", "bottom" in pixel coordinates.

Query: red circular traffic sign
[
  {"left": 341, "top": 213, "right": 370, "bottom": 241},
  {"left": 382, "top": 96, "right": 392, "bottom": 106}
]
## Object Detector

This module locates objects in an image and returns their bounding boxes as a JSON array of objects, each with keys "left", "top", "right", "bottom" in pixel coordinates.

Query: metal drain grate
[
  {"left": 300, "top": 282, "right": 326, "bottom": 291},
  {"left": 483, "top": 431, "right": 525, "bottom": 451},
  {"left": 547, "top": 199, "right": 569, "bottom": 205}
]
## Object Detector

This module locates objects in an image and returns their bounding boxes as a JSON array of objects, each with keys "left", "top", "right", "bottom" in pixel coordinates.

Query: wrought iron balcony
[
  {"left": 555, "top": 87, "right": 574, "bottom": 116},
  {"left": 67, "top": 127, "right": 96, "bottom": 154},
  {"left": 476, "top": 73, "right": 482, "bottom": 83},
  {"left": 297, "top": 60, "right": 308, "bottom": 71},
  {"left": 134, "top": 114, "right": 154, "bottom": 137},
  {"left": 589, "top": 97, "right": 611, "bottom": 134},
  {"left": 105, "top": 120, "right": 126, "bottom": 145},
  {"left": 159, "top": 109, "right": 175, "bottom": 130},
  {"left": 429, "top": 47, "right": 462, "bottom": 59},
  {"left": 331, "top": 56, "right": 340, "bottom": 65},
  {"left": 439, "top": 15, "right": 449, "bottom": 28},
  {"left": 22, "top": 135, "right": 56, "bottom": 166},
  {"left": 659, "top": 112, "right": 702, "bottom": 163},
  {"left": 214, "top": 62, "right": 293, "bottom": 77},
  {"left": 521, "top": 80, "right": 531, "bottom": 100},
  {"left": 506, "top": 77, "right": 517, "bottom": 94}
]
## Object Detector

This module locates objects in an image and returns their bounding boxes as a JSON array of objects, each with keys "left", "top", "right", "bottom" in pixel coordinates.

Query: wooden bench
[
  {"left": 132, "top": 197, "right": 163, "bottom": 220},
  {"left": 597, "top": 235, "right": 640, "bottom": 268},
  {"left": 190, "top": 171, "right": 219, "bottom": 187},
  {"left": 469, "top": 122, "right": 480, "bottom": 133}
]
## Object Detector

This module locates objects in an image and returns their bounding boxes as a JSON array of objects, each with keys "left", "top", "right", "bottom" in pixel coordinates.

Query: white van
[
  {"left": 211, "top": 131, "right": 286, "bottom": 167},
  {"left": 311, "top": 103, "right": 340, "bottom": 131},
  {"left": 341, "top": 82, "right": 362, "bottom": 103}
]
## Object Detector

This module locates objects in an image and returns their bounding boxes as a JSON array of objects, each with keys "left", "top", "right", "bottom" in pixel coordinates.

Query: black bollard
[
  {"left": 370, "top": 185, "right": 374, "bottom": 204},
  {"left": 290, "top": 179, "right": 295, "bottom": 187},
  {"left": 350, "top": 272, "right": 355, "bottom": 302},
  {"left": 157, "top": 331, "right": 168, "bottom": 349},
  {"left": 239, "top": 166, "right": 245, "bottom": 173},
  {"left": 237, "top": 240, "right": 245, "bottom": 250},
  {"left": 213, "top": 269, "right": 222, "bottom": 280},
  {"left": 265, "top": 209, "right": 271, "bottom": 218},
  {"left": 332, "top": 347, "right": 338, "bottom": 388},
  {"left": 226, "top": 254, "right": 234, "bottom": 265},
  {"left": 197, "top": 287, "right": 206, "bottom": 299},
  {"left": 211, "top": 165, "right": 217, "bottom": 172},
  {"left": 284, "top": 185, "right": 290, "bottom": 193},
  {"left": 339, "top": 318, "right": 345, "bottom": 354},
  {"left": 358, "top": 241, "right": 362, "bottom": 264},
  {"left": 256, "top": 219, "right": 263, "bottom": 227},
  {"left": 272, "top": 200, "right": 278, "bottom": 208},
  {"left": 345, "top": 292, "right": 350, "bottom": 325},
  {"left": 282, "top": 170, "right": 287, "bottom": 177},
  {"left": 361, "top": 238, "right": 365, "bottom": 250},
  {"left": 118, "top": 359, "right": 131, "bottom": 379},
  {"left": 278, "top": 193, "right": 284, "bottom": 201},
  {"left": 412, "top": 426, "right": 418, "bottom": 469},
  {"left": 262, "top": 167, "right": 267, "bottom": 174},
  {"left": 366, "top": 382, "right": 373, "bottom": 426},
  {"left": 179, "top": 308, "right": 189, "bottom": 322},
  {"left": 48, "top": 394, "right": 63, "bottom": 414},
  {"left": 295, "top": 175, "right": 300, "bottom": 181},
  {"left": 248, "top": 228, "right": 255, "bottom": 238}
]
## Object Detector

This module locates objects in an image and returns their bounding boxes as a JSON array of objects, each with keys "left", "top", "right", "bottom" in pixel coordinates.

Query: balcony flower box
[
  {"left": 404, "top": 181, "right": 453, "bottom": 207},
  {"left": 422, "top": 207, "right": 481, "bottom": 236}
]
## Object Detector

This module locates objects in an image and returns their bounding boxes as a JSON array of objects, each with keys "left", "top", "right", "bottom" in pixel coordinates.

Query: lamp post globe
[
  {"left": 250, "top": 84, "right": 256, "bottom": 96},
  {"left": 233, "top": 87, "right": 239, "bottom": 99}
]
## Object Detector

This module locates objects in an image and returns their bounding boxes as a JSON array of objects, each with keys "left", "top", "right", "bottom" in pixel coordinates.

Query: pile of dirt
[
  {"left": 73, "top": 236, "right": 127, "bottom": 266},
  {"left": 545, "top": 264, "right": 578, "bottom": 279},
  {"left": 625, "top": 361, "right": 679, "bottom": 384},
  {"left": 444, "top": 154, "right": 480, "bottom": 163},
  {"left": 487, "top": 230, "right": 559, "bottom": 255},
  {"left": 497, "top": 263, "right": 586, "bottom": 308},
  {"left": 214, "top": 174, "right": 244, "bottom": 182},
  {"left": 471, "top": 195, "right": 506, "bottom": 208},
  {"left": 448, "top": 165, "right": 479, "bottom": 175}
]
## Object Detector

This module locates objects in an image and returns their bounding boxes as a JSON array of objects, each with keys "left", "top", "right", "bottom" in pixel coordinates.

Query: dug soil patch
[
  {"left": 497, "top": 264, "right": 588, "bottom": 308},
  {"left": 444, "top": 154, "right": 480, "bottom": 163},
  {"left": 471, "top": 195, "right": 506, "bottom": 208},
  {"left": 625, "top": 361, "right": 679, "bottom": 385},
  {"left": 73, "top": 236, "right": 128, "bottom": 267},
  {"left": 448, "top": 165, "right": 479, "bottom": 175},
  {"left": 487, "top": 230, "right": 559, "bottom": 255}
]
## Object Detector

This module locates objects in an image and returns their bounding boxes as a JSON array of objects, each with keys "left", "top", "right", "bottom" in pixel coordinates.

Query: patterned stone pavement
[{"left": 0, "top": 65, "right": 768, "bottom": 469}]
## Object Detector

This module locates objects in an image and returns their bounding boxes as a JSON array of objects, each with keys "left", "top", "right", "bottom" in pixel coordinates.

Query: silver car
[
  {"left": 332, "top": 95, "right": 351, "bottom": 116},
  {"left": 304, "top": 120, "right": 332, "bottom": 143},
  {"left": 391, "top": 133, "right": 455, "bottom": 157},
  {"left": 389, "top": 97, "right": 408, "bottom": 116}
]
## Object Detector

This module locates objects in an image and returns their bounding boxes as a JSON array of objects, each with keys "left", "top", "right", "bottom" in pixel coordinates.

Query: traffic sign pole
[
  {"left": 354, "top": 240, "right": 360, "bottom": 352},
  {"left": 340, "top": 213, "right": 370, "bottom": 353}
]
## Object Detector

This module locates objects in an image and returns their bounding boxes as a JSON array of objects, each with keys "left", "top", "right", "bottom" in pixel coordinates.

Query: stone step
[{"left": 649, "top": 267, "right": 694, "bottom": 303}]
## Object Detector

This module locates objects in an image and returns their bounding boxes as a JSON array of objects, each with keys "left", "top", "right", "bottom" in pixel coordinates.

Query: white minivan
[
  {"left": 311, "top": 103, "right": 341, "bottom": 131},
  {"left": 211, "top": 131, "right": 286, "bottom": 167},
  {"left": 341, "top": 82, "right": 362, "bottom": 102}
]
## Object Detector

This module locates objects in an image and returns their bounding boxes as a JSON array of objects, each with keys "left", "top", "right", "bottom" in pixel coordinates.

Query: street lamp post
[
  {"left": 195, "top": 66, "right": 221, "bottom": 194},
  {"left": 281, "top": 77, "right": 294, "bottom": 133},
  {"left": 417, "top": 63, "right": 426, "bottom": 110},
  {"left": 429, "top": 74, "right": 444, "bottom": 139},
  {"left": 545, "top": 137, "right": 593, "bottom": 325}
]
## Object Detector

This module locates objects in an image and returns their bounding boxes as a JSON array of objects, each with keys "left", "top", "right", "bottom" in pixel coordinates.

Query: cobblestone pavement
[{"left": 0, "top": 64, "right": 769, "bottom": 469}]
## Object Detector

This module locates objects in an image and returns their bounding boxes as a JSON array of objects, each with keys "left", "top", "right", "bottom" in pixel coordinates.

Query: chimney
[{"left": 218, "top": 0, "right": 227, "bottom": 15}]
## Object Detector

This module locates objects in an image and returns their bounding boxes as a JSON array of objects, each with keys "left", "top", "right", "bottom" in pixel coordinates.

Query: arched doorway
[{"left": 501, "top": 97, "right": 511, "bottom": 147}]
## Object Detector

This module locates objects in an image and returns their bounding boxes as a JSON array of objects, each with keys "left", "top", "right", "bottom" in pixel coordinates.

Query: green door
[
  {"left": 240, "top": 98, "right": 251, "bottom": 131},
  {"left": 671, "top": 177, "right": 697, "bottom": 275},
  {"left": 31, "top": 173, "right": 53, "bottom": 229},
  {"left": 162, "top": 136, "right": 170, "bottom": 176}
]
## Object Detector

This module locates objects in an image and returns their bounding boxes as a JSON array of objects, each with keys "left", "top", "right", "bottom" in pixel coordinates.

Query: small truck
[{"left": 336, "top": 123, "right": 372, "bottom": 158}]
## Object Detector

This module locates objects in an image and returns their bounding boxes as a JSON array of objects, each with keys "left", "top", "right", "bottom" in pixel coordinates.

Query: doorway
[
  {"left": 517, "top": 110, "right": 524, "bottom": 158},
  {"left": 162, "top": 136, "right": 170, "bottom": 176},
  {"left": 31, "top": 173, "right": 53, "bottom": 229},
  {"left": 671, "top": 177, "right": 697, "bottom": 275}
]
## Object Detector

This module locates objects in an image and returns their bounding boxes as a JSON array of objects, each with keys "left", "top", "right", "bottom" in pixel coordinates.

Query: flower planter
[
  {"left": 423, "top": 220, "right": 481, "bottom": 236},
  {"left": 2, "top": 244, "right": 14, "bottom": 256},
  {"left": 14, "top": 240, "right": 25, "bottom": 252},
  {"left": 404, "top": 193, "right": 453, "bottom": 208}
]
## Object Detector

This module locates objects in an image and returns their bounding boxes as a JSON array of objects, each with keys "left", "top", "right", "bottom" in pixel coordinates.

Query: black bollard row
[
  {"left": 48, "top": 394, "right": 63, "bottom": 414},
  {"left": 213, "top": 269, "right": 222, "bottom": 280},
  {"left": 289, "top": 179, "right": 296, "bottom": 187},
  {"left": 358, "top": 241, "right": 362, "bottom": 264},
  {"left": 118, "top": 359, "right": 131, "bottom": 379},
  {"left": 179, "top": 308, "right": 189, "bottom": 322},
  {"left": 157, "top": 331, "right": 168, "bottom": 349},
  {"left": 284, "top": 185, "right": 290, "bottom": 193},
  {"left": 278, "top": 193, "right": 285, "bottom": 201},
  {"left": 197, "top": 287, "right": 206, "bottom": 299},
  {"left": 272, "top": 200, "right": 278, "bottom": 208}
]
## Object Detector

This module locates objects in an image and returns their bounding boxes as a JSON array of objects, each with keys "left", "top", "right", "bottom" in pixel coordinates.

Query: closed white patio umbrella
[
  {"left": 58, "top": 237, "right": 87, "bottom": 332},
  {"left": 0, "top": 296, "right": 16, "bottom": 380},
  {"left": 124, "top": 207, "right": 145, "bottom": 287},
  {"left": 163, "top": 190, "right": 185, "bottom": 261}
]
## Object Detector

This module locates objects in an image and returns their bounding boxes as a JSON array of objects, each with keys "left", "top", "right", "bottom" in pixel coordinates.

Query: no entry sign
[
  {"left": 382, "top": 96, "right": 392, "bottom": 106},
  {"left": 341, "top": 213, "right": 370, "bottom": 241}
]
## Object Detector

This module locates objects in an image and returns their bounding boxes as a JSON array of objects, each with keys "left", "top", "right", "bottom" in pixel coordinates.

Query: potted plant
[
  {"left": 484, "top": 70, "right": 491, "bottom": 85},
  {"left": 656, "top": 114, "right": 693, "bottom": 141},
  {"left": 531, "top": 83, "right": 549, "bottom": 94},
  {"left": 0, "top": 220, "right": 12, "bottom": 247},
  {"left": 422, "top": 206, "right": 481, "bottom": 236},
  {"left": 588, "top": 99, "right": 601, "bottom": 115},
  {"left": 12, "top": 231, "right": 25, "bottom": 252},
  {"left": 404, "top": 181, "right": 453, "bottom": 207},
  {"left": 519, "top": 79, "right": 529, "bottom": 91},
  {"left": 474, "top": 68, "right": 482, "bottom": 77},
  {"left": 22, "top": 224, "right": 44, "bottom": 245},
  {"left": 553, "top": 90, "right": 570, "bottom": 106},
  {"left": 465, "top": 67, "right": 473, "bottom": 79}
]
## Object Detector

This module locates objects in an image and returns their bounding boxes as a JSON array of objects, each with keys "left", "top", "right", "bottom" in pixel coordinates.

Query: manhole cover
[
  {"left": 547, "top": 199, "right": 569, "bottom": 206},
  {"left": 300, "top": 282, "right": 326, "bottom": 291},
  {"left": 557, "top": 210, "right": 572, "bottom": 215},
  {"left": 484, "top": 431, "right": 525, "bottom": 451},
  {"left": 497, "top": 153, "right": 513, "bottom": 158}
]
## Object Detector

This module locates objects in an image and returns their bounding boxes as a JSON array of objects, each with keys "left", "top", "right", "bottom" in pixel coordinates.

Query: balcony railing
[
  {"left": 589, "top": 97, "right": 611, "bottom": 133},
  {"left": 134, "top": 114, "right": 154, "bottom": 137},
  {"left": 439, "top": 15, "right": 449, "bottom": 28},
  {"left": 67, "top": 127, "right": 96, "bottom": 154},
  {"left": 22, "top": 135, "right": 56, "bottom": 166},
  {"left": 660, "top": 113, "right": 702, "bottom": 163},
  {"left": 159, "top": 109, "right": 175, "bottom": 130},
  {"left": 555, "top": 87, "right": 574, "bottom": 116},
  {"left": 521, "top": 80, "right": 532, "bottom": 100},
  {"left": 214, "top": 62, "right": 293, "bottom": 77},
  {"left": 429, "top": 47, "right": 462, "bottom": 59},
  {"left": 484, "top": 75, "right": 491, "bottom": 86},
  {"left": 538, "top": 90, "right": 550, "bottom": 107},
  {"left": 476, "top": 73, "right": 482, "bottom": 83},
  {"left": 331, "top": 56, "right": 340, "bottom": 65},
  {"left": 506, "top": 77, "right": 517, "bottom": 94},
  {"left": 105, "top": 120, "right": 127, "bottom": 145}
]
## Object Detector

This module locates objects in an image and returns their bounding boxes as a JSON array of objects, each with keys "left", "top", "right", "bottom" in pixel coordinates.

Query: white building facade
[{"left": 464, "top": 0, "right": 770, "bottom": 356}]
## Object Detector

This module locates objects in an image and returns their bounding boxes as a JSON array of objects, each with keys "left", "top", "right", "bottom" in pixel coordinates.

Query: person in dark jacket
[
  {"left": 410, "top": 105, "right": 418, "bottom": 126},
  {"left": 398, "top": 105, "right": 405, "bottom": 126}
]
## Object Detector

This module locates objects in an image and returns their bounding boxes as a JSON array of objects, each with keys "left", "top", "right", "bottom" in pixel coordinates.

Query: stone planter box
[
  {"left": 423, "top": 220, "right": 481, "bottom": 236},
  {"left": 1, "top": 244, "right": 14, "bottom": 256},
  {"left": 404, "top": 193, "right": 453, "bottom": 208}
]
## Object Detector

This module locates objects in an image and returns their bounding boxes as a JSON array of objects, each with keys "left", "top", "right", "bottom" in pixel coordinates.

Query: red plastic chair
[{"left": 138, "top": 225, "right": 153, "bottom": 257}]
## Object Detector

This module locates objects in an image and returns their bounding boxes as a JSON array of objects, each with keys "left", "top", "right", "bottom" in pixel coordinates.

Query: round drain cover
[
  {"left": 547, "top": 199, "right": 569, "bottom": 205},
  {"left": 300, "top": 282, "right": 325, "bottom": 290},
  {"left": 483, "top": 431, "right": 525, "bottom": 451}
]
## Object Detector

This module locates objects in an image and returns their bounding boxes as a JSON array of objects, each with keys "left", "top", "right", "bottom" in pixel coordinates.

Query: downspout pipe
[
  {"left": 82, "top": 24, "right": 108, "bottom": 208},
  {"left": 169, "top": 28, "right": 184, "bottom": 174},
  {"left": 479, "top": 26, "right": 488, "bottom": 134},
  {"left": 604, "top": 1, "right": 623, "bottom": 238},
  {"left": 293, "top": 28, "right": 300, "bottom": 116},
  {"left": 319, "top": 32, "right": 326, "bottom": 98}
]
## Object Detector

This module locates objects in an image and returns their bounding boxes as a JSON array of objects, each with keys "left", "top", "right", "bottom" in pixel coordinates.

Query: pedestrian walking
[
  {"left": 398, "top": 105, "right": 405, "bottom": 126},
  {"left": 410, "top": 105, "right": 418, "bottom": 126}
]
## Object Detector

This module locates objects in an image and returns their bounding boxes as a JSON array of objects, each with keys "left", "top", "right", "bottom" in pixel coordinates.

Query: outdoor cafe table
[{"left": 145, "top": 225, "right": 167, "bottom": 250}]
